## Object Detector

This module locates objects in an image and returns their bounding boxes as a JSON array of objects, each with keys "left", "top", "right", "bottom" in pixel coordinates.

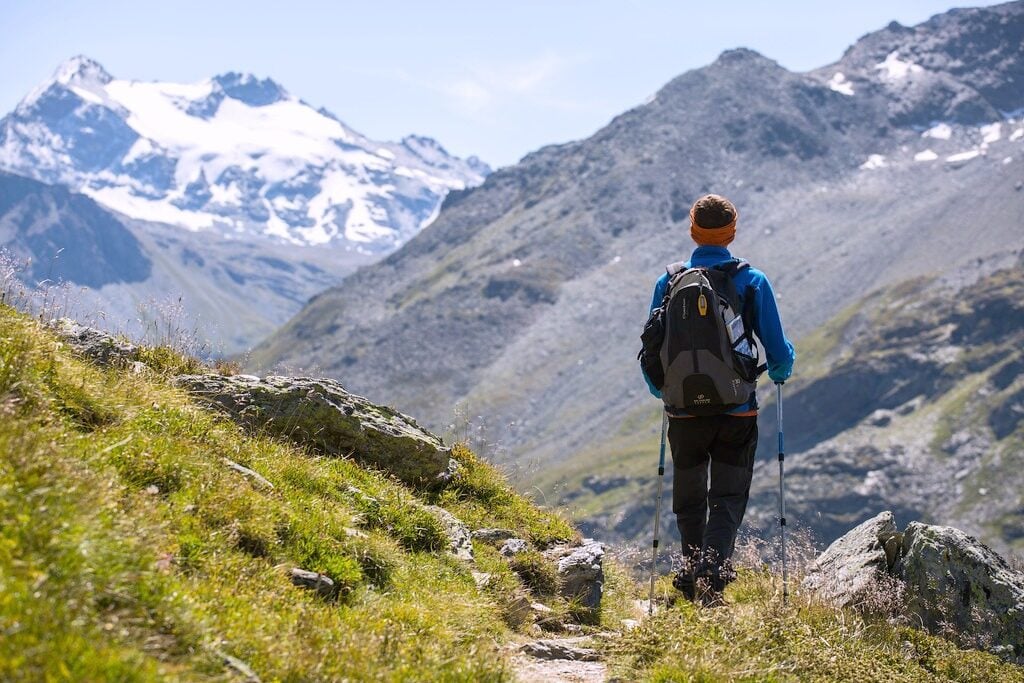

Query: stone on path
[{"left": 545, "top": 540, "right": 605, "bottom": 612}]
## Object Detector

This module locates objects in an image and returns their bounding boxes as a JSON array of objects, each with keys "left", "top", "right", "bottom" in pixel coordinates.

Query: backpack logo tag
[{"left": 697, "top": 293, "right": 708, "bottom": 317}]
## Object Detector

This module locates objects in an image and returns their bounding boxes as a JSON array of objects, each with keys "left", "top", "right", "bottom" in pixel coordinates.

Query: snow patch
[
  {"left": 980, "top": 122, "right": 1001, "bottom": 144},
  {"left": 874, "top": 51, "right": 923, "bottom": 80},
  {"left": 83, "top": 186, "right": 215, "bottom": 231},
  {"left": 914, "top": 149, "right": 938, "bottom": 162},
  {"left": 860, "top": 154, "right": 886, "bottom": 170},
  {"left": 1010, "top": 128, "right": 1024, "bottom": 142},
  {"left": 1002, "top": 156, "right": 1013, "bottom": 165},
  {"left": 945, "top": 150, "right": 980, "bottom": 163},
  {"left": 828, "top": 72, "right": 854, "bottom": 96},
  {"left": 922, "top": 123, "right": 952, "bottom": 140},
  {"left": 512, "top": 259, "right": 522, "bottom": 267}
]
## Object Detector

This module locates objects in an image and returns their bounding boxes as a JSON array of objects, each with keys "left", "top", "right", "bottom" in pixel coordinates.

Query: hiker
[{"left": 639, "top": 194, "right": 795, "bottom": 605}]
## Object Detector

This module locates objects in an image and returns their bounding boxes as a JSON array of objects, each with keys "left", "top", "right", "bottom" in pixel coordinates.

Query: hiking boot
[
  {"left": 671, "top": 570, "right": 696, "bottom": 601},
  {"left": 695, "top": 575, "right": 728, "bottom": 608}
]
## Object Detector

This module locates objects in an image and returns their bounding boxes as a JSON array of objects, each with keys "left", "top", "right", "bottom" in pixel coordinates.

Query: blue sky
[{"left": 0, "top": 1, "right": 1003, "bottom": 168}]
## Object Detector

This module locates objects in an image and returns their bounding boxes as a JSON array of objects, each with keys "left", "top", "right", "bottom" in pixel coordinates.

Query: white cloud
[{"left": 438, "top": 52, "right": 587, "bottom": 118}]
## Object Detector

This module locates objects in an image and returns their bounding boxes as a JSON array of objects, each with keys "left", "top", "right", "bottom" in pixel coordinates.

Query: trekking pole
[
  {"left": 776, "top": 382, "right": 789, "bottom": 604},
  {"left": 648, "top": 409, "right": 668, "bottom": 616}
]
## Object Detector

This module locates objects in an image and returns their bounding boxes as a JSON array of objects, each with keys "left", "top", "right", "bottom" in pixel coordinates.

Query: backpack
[{"left": 639, "top": 259, "right": 764, "bottom": 415}]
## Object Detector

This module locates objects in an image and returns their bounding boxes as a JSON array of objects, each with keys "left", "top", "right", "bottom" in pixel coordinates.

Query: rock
[
  {"left": 423, "top": 505, "right": 473, "bottom": 561},
  {"left": 471, "top": 571, "right": 492, "bottom": 589},
  {"left": 545, "top": 540, "right": 605, "bottom": 612},
  {"left": 806, "top": 511, "right": 1024, "bottom": 661},
  {"left": 500, "top": 538, "right": 529, "bottom": 557},
  {"left": 866, "top": 409, "right": 893, "bottom": 427},
  {"left": 621, "top": 618, "right": 640, "bottom": 631},
  {"left": 802, "top": 511, "right": 899, "bottom": 607},
  {"left": 896, "top": 521, "right": 1024, "bottom": 658},
  {"left": 173, "top": 374, "right": 451, "bottom": 486},
  {"left": 211, "top": 647, "right": 261, "bottom": 682},
  {"left": 504, "top": 590, "right": 534, "bottom": 628},
  {"left": 289, "top": 568, "right": 337, "bottom": 599},
  {"left": 530, "top": 602, "right": 563, "bottom": 630},
  {"left": 472, "top": 528, "right": 516, "bottom": 543},
  {"left": 49, "top": 318, "right": 140, "bottom": 367},
  {"left": 222, "top": 458, "right": 274, "bottom": 490},
  {"left": 520, "top": 639, "right": 601, "bottom": 662}
]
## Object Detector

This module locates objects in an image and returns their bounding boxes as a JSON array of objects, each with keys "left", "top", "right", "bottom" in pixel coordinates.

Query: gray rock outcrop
[
  {"left": 805, "top": 511, "right": 1024, "bottom": 661},
  {"left": 173, "top": 374, "right": 451, "bottom": 486},
  {"left": 50, "top": 318, "right": 141, "bottom": 367},
  {"left": 802, "top": 511, "right": 899, "bottom": 606},
  {"left": 544, "top": 540, "right": 605, "bottom": 613},
  {"left": 500, "top": 538, "right": 529, "bottom": 557},
  {"left": 424, "top": 505, "right": 473, "bottom": 561},
  {"left": 896, "top": 521, "right": 1024, "bottom": 660}
]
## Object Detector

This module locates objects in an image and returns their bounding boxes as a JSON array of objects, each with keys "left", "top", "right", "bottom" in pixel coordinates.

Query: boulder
[
  {"left": 173, "top": 374, "right": 451, "bottom": 486},
  {"left": 545, "top": 540, "right": 605, "bottom": 612},
  {"left": 49, "top": 318, "right": 140, "bottom": 367},
  {"left": 802, "top": 511, "right": 899, "bottom": 607},
  {"left": 805, "top": 511, "right": 1024, "bottom": 661},
  {"left": 896, "top": 521, "right": 1024, "bottom": 659}
]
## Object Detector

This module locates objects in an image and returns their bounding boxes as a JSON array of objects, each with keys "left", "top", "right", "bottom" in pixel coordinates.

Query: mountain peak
[
  {"left": 713, "top": 47, "right": 773, "bottom": 66},
  {"left": 53, "top": 55, "right": 113, "bottom": 87},
  {"left": 211, "top": 71, "right": 289, "bottom": 106}
]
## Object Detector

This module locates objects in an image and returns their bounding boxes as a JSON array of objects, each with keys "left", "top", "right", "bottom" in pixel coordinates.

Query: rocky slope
[
  {"left": 251, "top": 3, "right": 1024, "bottom": 549},
  {"left": 0, "top": 56, "right": 488, "bottom": 253}
]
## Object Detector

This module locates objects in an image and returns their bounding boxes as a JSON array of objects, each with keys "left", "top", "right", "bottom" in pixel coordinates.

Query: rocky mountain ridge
[{"left": 0, "top": 56, "right": 489, "bottom": 253}]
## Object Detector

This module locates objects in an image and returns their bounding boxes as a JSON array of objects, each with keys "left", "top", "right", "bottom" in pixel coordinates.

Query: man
[{"left": 642, "top": 193, "right": 795, "bottom": 605}]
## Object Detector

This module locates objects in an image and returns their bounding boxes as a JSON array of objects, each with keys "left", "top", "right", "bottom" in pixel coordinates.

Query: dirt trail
[{"left": 509, "top": 636, "right": 608, "bottom": 683}]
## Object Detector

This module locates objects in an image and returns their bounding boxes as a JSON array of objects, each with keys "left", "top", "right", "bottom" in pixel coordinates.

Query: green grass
[
  {"left": 0, "top": 304, "right": 577, "bottom": 681},
  {"left": 610, "top": 571, "right": 1024, "bottom": 682}
]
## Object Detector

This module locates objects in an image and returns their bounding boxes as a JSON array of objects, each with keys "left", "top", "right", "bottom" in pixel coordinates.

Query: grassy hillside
[
  {"left": 2, "top": 302, "right": 1022, "bottom": 681},
  {"left": 0, "top": 303, "right": 579, "bottom": 680}
]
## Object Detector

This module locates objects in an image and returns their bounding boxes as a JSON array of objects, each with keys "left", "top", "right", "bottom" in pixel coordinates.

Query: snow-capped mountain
[{"left": 0, "top": 56, "right": 489, "bottom": 252}]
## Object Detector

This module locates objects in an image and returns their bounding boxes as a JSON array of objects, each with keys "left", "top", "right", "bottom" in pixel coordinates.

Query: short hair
[{"left": 691, "top": 194, "right": 737, "bottom": 229}]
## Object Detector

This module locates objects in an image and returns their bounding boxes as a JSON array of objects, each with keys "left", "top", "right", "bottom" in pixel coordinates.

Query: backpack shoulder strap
[{"left": 712, "top": 258, "right": 749, "bottom": 277}]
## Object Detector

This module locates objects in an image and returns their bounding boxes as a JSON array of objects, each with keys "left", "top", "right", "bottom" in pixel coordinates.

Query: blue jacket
[{"left": 643, "top": 246, "right": 795, "bottom": 413}]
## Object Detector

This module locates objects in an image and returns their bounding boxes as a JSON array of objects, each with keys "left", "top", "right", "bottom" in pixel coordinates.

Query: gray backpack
[{"left": 640, "top": 259, "right": 764, "bottom": 415}]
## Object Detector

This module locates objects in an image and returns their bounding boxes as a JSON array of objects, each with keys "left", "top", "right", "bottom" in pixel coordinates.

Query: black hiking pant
[{"left": 668, "top": 415, "right": 757, "bottom": 575}]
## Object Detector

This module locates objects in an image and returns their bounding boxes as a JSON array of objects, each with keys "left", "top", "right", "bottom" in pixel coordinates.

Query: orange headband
[{"left": 690, "top": 206, "right": 737, "bottom": 247}]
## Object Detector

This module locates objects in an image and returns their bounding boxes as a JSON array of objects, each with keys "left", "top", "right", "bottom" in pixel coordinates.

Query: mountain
[
  {"left": 0, "top": 170, "right": 368, "bottom": 351},
  {"left": 251, "top": 2, "right": 1024, "bottom": 550},
  {"left": 0, "top": 56, "right": 489, "bottom": 254}
]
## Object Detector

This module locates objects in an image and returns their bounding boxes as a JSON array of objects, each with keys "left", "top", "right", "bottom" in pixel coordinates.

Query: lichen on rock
[{"left": 173, "top": 373, "right": 451, "bottom": 486}]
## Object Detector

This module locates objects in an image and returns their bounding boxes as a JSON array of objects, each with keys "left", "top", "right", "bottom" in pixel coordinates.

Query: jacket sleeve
[
  {"left": 642, "top": 274, "right": 669, "bottom": 398},
  {"left": 749, "top": 272, "right": 796, "bottom": 383}
]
